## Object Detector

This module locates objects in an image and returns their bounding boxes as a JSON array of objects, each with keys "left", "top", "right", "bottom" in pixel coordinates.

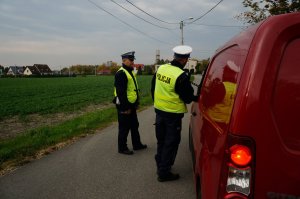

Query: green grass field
[
  {"left": 0, "top": 75, "right": 153, "bottom": 170},
  {"left": 0, "top": 75, "right": 152, "bottom": 119}
]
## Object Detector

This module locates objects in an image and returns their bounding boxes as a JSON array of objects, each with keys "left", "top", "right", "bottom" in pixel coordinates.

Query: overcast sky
[{"left": 0, "top": 0, "right": 248, "bottom": 70}]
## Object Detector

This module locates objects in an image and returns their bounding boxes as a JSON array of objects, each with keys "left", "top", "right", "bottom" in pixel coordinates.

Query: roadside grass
[{"left": 0, "top": 94, "right": 153, "bottom": 174}]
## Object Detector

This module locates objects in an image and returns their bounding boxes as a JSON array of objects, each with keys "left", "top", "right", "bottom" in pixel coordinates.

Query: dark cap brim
[
  {"left": 174, "top": 53, "right": 190, "bottom": 58},
  {"left": 122, "top": 56, "right": 135, "bottom": 60}
]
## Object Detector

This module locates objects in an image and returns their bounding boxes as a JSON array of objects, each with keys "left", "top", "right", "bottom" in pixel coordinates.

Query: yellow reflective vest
[
  {"left": 114, "top": 67, "right": 138, "bottom": 103},
  {"left": 154, "top": 64, "right": 187, "bottom": 113},
  {"left": 206, "top": 81, "right": 237, "bottom": 124}
]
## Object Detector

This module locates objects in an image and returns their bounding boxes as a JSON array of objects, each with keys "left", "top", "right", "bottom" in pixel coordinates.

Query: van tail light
[
  {"left": 220, "top": 134, "right": 255, "bottom": 199},
  {"left": 226, "top": 164, "right": 251, "bottom": 196},
  {"left": 230, "top": 145, "right": 252, "bottom": 166}
]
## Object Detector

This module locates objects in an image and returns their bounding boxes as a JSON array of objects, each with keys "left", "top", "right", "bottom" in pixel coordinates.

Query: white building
[
  {"left": 154, "top": 58, "right": 198, "bottom": 73},
  {"left": 184, "top": 58, "right": 198, "bottom": 73},
  {"left": 23, "top": 64, "right": 52, "bottom": 76},
  {"left": 6, "top": 66, "right": 25, "bottom": 76}
]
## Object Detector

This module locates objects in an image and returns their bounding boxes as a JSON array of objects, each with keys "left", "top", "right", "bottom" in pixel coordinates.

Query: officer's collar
[
  {"left": 122, "top": 64, "right": 133, "bottom": 72},
  {"left": 171, "top": 60, "right": 185, "bottom": 69}
]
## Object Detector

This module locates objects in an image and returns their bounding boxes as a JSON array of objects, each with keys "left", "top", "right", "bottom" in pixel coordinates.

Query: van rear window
[
  {"left": 201, "top": 45, "right": 243, "bottom": 130},
  {"left": 272, "top": 38, "right": 300, "bottom": 152}
]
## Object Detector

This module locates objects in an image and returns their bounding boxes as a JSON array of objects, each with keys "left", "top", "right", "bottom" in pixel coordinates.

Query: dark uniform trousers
[
  {"left": 155, "top": 113, "right": 182, "bottom": 176},
  {"left": 117, "top": 108, "right": 142, "bottom": 151}
]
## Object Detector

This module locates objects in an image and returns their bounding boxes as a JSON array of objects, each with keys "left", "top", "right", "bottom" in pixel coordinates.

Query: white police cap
[
  {"left": 226, "top": 60, "right": 240, "bottom": 73},
  {"left": 173, "top": 45, "right": 192, "bottom": 58}
]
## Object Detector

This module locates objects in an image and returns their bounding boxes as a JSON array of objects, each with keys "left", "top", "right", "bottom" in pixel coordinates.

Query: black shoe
[
  {"left": 133, "top": 144, "right": 147, "bottom": 150},
  {"left": 118, "top": 149, "right": 134, "bottom": 155},
  {"left": 157, "top": 172, "right": 180, "bottom": 182}
]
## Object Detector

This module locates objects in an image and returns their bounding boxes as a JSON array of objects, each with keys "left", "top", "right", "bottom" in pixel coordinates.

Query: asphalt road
[{"left": 0, "top": 106, "right": 196, "bottom": 199}]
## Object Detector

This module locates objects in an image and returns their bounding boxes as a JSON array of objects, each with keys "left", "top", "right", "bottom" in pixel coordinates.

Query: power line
[
  {"left": 192, "top": 23, "right": 247, "bottom": 28},
  {"left": 125, "top": 0, "right": 178, "bottom": 25},
  {"left": 187, "top": 0, "right": 224, "bottom": 24},
  {"left": 110, "top": 0, "right": 180, "bottom": 41},
  {"left": 110, "top": 0, "right": 177, "bottom": 30},
  {"left": 87, "top": 0, "right": 174, "bottom": 46}
]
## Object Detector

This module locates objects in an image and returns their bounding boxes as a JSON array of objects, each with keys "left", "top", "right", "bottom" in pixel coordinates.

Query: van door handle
[{"left": 192, "top": 112, "right": 197, "bottom": 116}]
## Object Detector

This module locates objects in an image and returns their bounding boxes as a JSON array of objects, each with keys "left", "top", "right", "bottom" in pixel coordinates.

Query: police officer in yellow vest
[
  {"left": 151, "top": 45, "right": 198, "bottom": 182},
  {"left": 114, "top": 51, "right": 147, "bottom": 155}
]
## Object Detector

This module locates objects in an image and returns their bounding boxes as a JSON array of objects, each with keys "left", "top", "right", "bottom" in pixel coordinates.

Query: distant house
[
  {"left": 0, "top": 65, "right": 4, "bottom": 76},
  {"left": 106, "top": 61, "right": 113, "bottom": 67},
  {"left": 23, "top": 64, "right": 52, "bottom": 76},
  {"left": 23, "top": 66, "right": 40, "bottom": 76},
  {"left": 133, "top": 64, "right": 144, "bottom": 74},
  {"left": 7, "top": 66, "right": 25, "bottom": 76},
  {"left": 33, "top": 64, "right": 52, "bottom": 75},
  {"left": 52, "top": 70, "right": 61, "bottom": 75},
  {"left": 98, "top": 69, "right": 111, "bottom": 75},
  {"left": 134, "top": 64, "right": 144, "bottom": 71}
]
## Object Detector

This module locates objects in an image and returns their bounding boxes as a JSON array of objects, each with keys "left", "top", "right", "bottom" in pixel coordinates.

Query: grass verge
[{"left": 0, "top": 95, "right": 153, "bottom": 175}]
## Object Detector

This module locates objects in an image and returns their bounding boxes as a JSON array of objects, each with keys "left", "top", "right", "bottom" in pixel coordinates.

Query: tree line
[
  {"left": 0, "top": 58, "right": 210, "bottom": 77},
  {"left": 61, "top": 59, "right": 209, "bottom": 76}
]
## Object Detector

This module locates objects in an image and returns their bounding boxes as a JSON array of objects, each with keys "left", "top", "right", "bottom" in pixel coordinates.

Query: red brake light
[{"left": 230, "top": 145, "right": 252, "bottom": 166}]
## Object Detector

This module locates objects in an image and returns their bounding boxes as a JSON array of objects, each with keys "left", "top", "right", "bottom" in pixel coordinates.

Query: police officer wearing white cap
[
  {"left": 151, "top": 45, "right": 198, "bottom": 182},
  {"left": 113, "top": 51, "right": 147, "bottom": 155}
]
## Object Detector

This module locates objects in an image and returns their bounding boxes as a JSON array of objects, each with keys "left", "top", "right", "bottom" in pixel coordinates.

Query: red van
[{"left": 189, "top": 12, "right": 300, "bottom": 199}]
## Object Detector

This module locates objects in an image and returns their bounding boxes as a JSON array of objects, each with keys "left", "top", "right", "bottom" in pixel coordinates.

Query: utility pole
[
  {"left": 180, "top": 17, "right": 194, "bottom": 45},
  {"left": 180, "top": 21, "right": 184, "bottom": 45}
]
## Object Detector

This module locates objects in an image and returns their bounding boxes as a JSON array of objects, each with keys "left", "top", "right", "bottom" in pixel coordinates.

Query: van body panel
[
  {"left": 272, "top": 38, "right": 300, "bottom": 153},
  {"left": 230, "top": 13, "right": 300, "bottom": 198},
  {"left": 190, "top": 12, "right": 300, "bottom": 198},
  {"left": 191, "top": 43, "right": 251, "bottom": 198}
]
